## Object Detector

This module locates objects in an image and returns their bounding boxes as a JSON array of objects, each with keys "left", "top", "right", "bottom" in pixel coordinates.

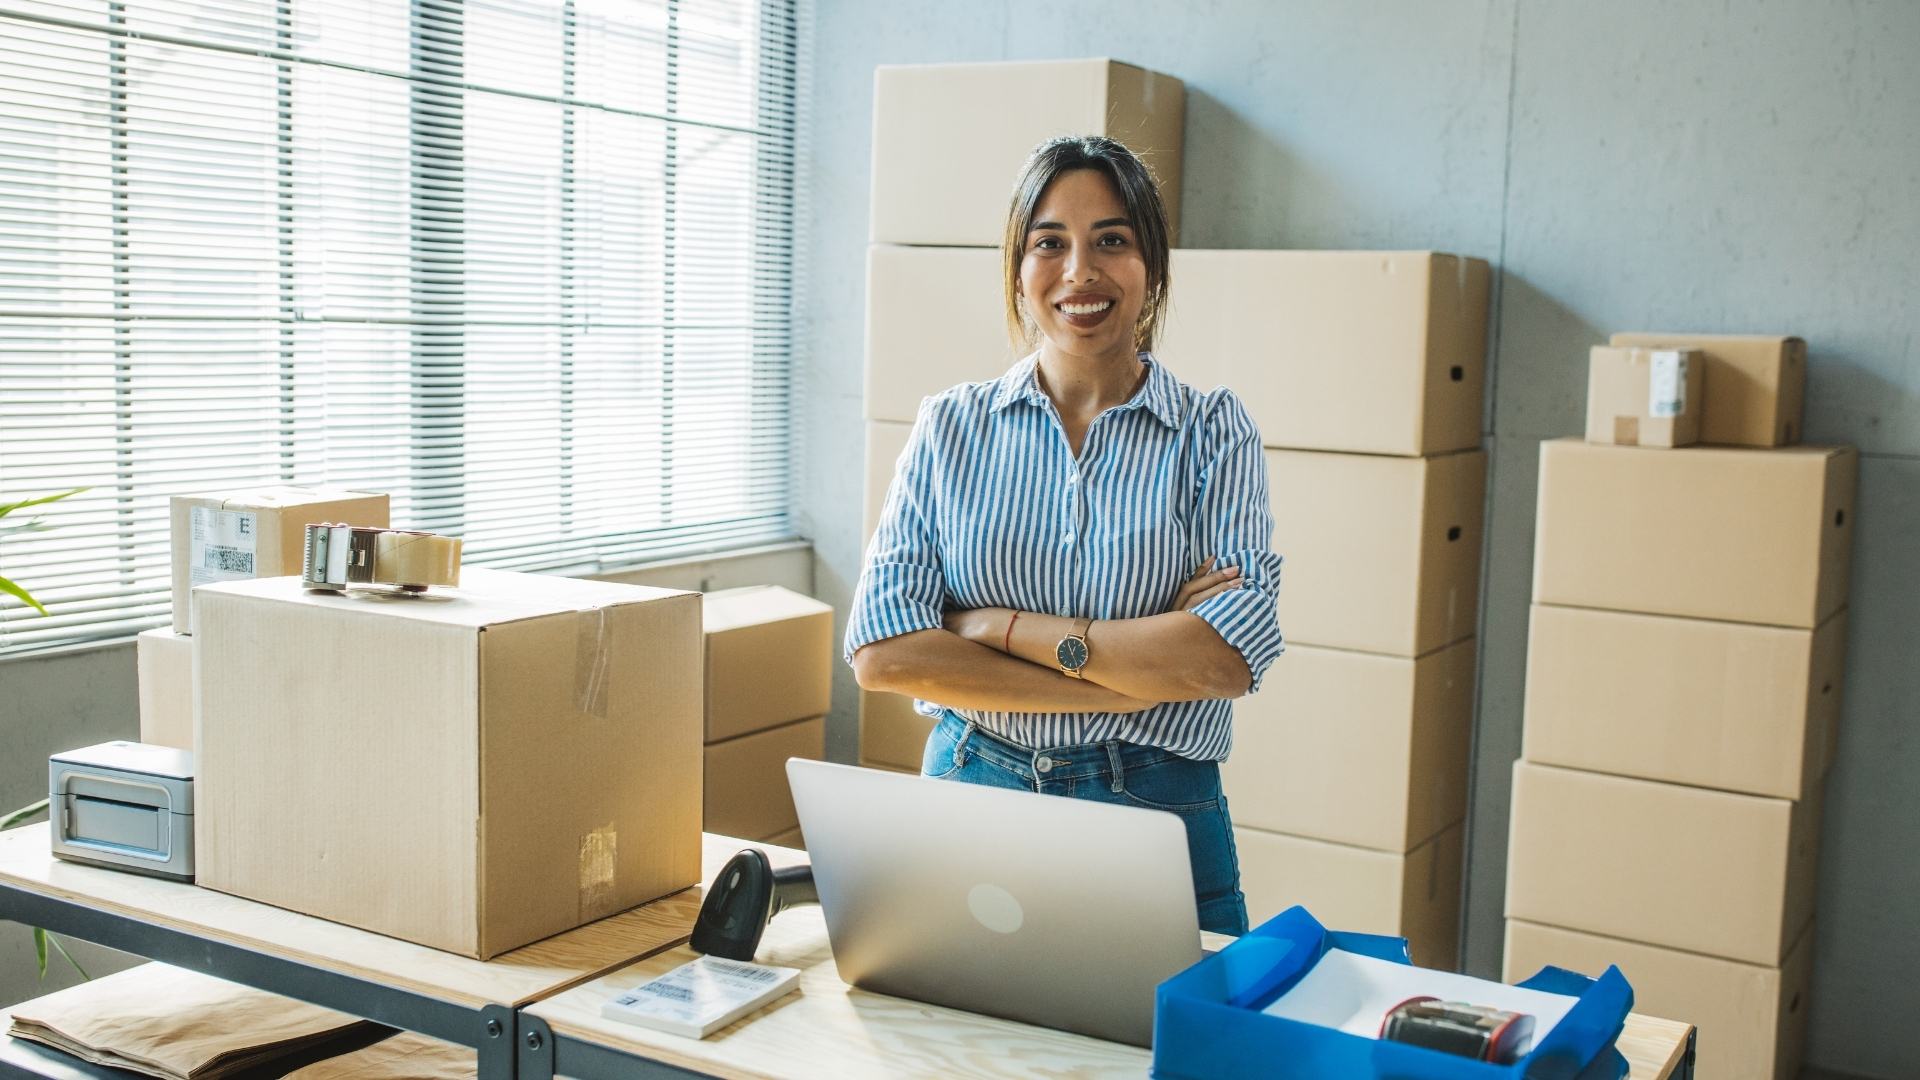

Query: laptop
[{"left": 785, "top": 758, "right": 1202, "bottom": 1047}]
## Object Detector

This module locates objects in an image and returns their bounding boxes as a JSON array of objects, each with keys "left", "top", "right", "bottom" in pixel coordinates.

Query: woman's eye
[
  {"left": 1032, "top": 236, "right": 1061, "bottom": 251},
  {"left": 1099, "top": 233, "right": 1128, "bottom": 246}
]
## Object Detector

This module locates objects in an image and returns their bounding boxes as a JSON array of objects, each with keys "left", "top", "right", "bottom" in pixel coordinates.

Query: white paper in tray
[{"left": 1260, "top": 949, "right": 1577, "bottom": 1043}]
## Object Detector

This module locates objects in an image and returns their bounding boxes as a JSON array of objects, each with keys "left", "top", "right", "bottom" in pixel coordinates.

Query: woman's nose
[{"left": 1063, "top": 242, "right": 1099, "bottom": 282}]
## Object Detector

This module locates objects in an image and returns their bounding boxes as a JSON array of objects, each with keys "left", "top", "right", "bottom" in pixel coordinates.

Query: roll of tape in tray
[{"left": 302, "top": 524, "right": 462, "bottom": 593}]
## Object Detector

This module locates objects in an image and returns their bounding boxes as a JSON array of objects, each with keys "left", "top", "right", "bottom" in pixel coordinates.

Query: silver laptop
[{"left": 786, "top": 758, "right": 1202, "bottom": 1047}]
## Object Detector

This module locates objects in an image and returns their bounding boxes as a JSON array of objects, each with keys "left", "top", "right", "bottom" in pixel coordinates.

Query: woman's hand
[
  {"left": 943, "top": 606, "right": 1011, "bottom": 648},
  {"left": 1170, "top": 557, "right": 1241, "bottom": 612}
]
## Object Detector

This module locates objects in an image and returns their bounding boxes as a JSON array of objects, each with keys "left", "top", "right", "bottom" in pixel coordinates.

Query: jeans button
[{"left": 1036, "top": 755, "right": 1053, "bottom": 773}]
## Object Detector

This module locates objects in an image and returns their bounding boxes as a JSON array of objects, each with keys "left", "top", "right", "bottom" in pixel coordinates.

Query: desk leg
[
  {"left": 517, "top": 1014, "right": 554, "bottom": 1080},
  {"left": 479, "top": 1005, "right": 516, "bottom": 1080}
]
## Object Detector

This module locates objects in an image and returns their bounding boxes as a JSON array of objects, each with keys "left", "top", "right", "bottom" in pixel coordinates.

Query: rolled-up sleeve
[
  {"left": 1185, "top": 391, "right": 1285, "bottom": 693},
  {"left": 843, "top": 399, "right": 949, "bottom": 662}
]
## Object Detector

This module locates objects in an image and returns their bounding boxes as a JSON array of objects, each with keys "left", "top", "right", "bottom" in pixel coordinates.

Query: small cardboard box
[
  {"left": 701, "top": 586, "right": 832, "bottom": 743},
  {"left": 1268, "top": 447, "right": 1485, "bottom": 657},
  {"left": 864, "top": 420, "right": 912, "bottom": 543},
  {"left": 194, "top": 569, "right": 703, "bottom": 959},
  {"left": 858, "top": 689, "right": 936, "bottom": 773},
  {"left": 1505, "top": 918, "right": 1813, "bottom": 1080},
  {"left": 1161, "top": 251, "right": 1491, "bottom": 456},
  {"left": 1610, "top": 332, "right": 1807, "bottom": 447},
  {"left": 1235, "top": 823, "right": 1463, "bottom": 971},
  {"left": 171, "top": 487, "right": 389, "bottom": 633},
  {"left": 1505, "top": 761, "right": 1820, "bottom": 966},
  {"left": 1222, "top": 639, "right": 1474, "bottom": 853},
  {"left": 871, "top": 59, "right": 1185, "bottom": 247},
  {"left": 1584, "top": 345, "right": 1704, "bottom": 448},
  {"left": 866, "top": 246, "right": 1013, "bottom": 425},
  {"left": 135, "top": 627, "right": 193, "bottom": 752},
  {"left": 1524, "top": 604, "right": 1846, "bottom": 800},
  {"left": 761, "top": 826, "right": 804, "bottom": 851},
  {"left": 1532, "top": 438, "right": 1855, "bottom": 628},
  {"left": 703, "top": 716, "right": 825, "bottom": 842}
]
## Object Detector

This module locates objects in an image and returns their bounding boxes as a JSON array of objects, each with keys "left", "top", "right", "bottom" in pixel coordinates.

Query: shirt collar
[{"left": 988, "top": 351, "right": 1183, "bottom": 430}]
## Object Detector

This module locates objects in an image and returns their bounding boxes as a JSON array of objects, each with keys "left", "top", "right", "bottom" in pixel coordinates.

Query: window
[{"left": 0, "top": 0, "right": 802, "bottom": 655}]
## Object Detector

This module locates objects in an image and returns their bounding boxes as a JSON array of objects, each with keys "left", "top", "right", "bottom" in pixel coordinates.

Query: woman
[{"left": 845, "top": 135, "right": 1283, "bottom": 936}]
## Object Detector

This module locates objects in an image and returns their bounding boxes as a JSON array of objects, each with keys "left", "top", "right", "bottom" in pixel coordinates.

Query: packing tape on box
[
  {"left": 579, "top": 824, "right": 618, "bottom": 922},
  {"left": 574, "top": 606, "right": 612, "bottom": 720},
  {"left": 371, "top": 531, "right": 462, "bottom": 588}
]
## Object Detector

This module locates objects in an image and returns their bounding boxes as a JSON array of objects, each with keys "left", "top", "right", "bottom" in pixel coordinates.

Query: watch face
[{"left": 1056, "top": 636, "right": 1088, "bottom": 670}]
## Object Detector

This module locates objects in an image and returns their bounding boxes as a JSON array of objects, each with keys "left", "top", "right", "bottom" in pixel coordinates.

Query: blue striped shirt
[{"left": 845, "top": 353, "right": 1284, "bottom": 761}]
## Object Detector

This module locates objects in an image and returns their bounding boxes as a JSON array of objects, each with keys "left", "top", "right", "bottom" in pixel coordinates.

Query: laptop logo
[{"left": 967, "top": 883, "right": 1024, "bottom": 934}]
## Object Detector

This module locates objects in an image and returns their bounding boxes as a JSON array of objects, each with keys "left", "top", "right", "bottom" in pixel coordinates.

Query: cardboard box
[
  {"left": 1524, "top": 604, "right": 1846, "bottom": 800},
  {"left": 1269, "top": 448, "right": 1485, "bottom": 657},
  {"left": 704, "top": 716, "right": 825, "bottom": 842},
  {"left": 1235, "top": 823, "right": 1463, "bottom": 970},
  {"left": 1584, "top": 346, "right": 1703, "bottom": 448},
  {"left": 1610, "top": 333, "right": 1807, "bottom": 447},
  {"left": 859, "top": 689, "right": 936, "bottom": 773},
  {"left": 702, "top": 586, "right": 832, "bottom": 743},
  {"left": 1532, "top": 439, "right": 1856, "bottom": 628},
  {"left": 1505, "top": 761, "right": 1820, "bottom": 966},
  {"left": 866, "top": 247, "right": 1013, "bottom": 424},
  {"left": 194, "top": 569, "right": 702, "bottom": 959},
  {"left": 864, "top": 422, "right": 910, "bottom": 543},
  {"left": 171, "top": 487, "right": 389, "bottom": 633},
  {"left": 1505, "top": 918, "right": 1812, "bottom": 1080},
  {"left": 1160, "top": 251, "right": 1490, "bottom": 456},
  {"left": 135, "top": 628, "right": 193, "bottom": 752},
  {"left": 871, "top": 59, "right": 1185, "bottom": 246},
  {"left": 1222, "top": 638, "right": 1474, "bottom": 852},
  {"left": 760, "top": 826, "right": 805, "bottom": 851}
]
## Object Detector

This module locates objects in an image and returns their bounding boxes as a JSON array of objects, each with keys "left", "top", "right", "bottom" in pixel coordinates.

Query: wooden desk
[{"left": 525, "top": 841, "right": 1697, "bottom": 1080}]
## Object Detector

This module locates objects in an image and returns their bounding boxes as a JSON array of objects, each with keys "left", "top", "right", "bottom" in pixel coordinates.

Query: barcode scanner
[{"left": 690, "top": 848, "right": 819, "bottom": 961}]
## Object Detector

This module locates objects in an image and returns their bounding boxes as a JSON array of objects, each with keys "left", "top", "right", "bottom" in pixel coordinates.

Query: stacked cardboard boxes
[
  {"left": 1192, "top": 252, "right": 1493, "bottom": 971},
  {"left": 859, "top": 59, "right": 1187, "bottom": 772},
  {"left": 701, "top": 586, "right": 832, "bottom": 848},
  {"left": 1505, "top": 334, "right": 1850, "bottom": 1080},
  {"left": 138, "top": 488, "right": 391, "bottom": 751}
]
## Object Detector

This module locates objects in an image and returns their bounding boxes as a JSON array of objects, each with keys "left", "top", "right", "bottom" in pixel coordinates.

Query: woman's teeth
[{"left": 1058, "top": 300, "right": 1112, "bottom": 315}]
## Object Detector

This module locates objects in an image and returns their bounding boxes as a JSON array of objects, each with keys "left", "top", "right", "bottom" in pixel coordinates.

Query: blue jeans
[{"left": 921, "top": 711, "right": 1250, "bottom": 936}]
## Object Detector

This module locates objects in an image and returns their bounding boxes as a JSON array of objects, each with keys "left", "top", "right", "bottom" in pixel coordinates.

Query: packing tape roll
[{"left": 372, "top": 531, "right": 462, "bottom": 588}]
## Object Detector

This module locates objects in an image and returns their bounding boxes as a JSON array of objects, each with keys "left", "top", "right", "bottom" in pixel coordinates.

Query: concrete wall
[{"left": 795, "top": 3, "right": 1920, "bottom": 1077}]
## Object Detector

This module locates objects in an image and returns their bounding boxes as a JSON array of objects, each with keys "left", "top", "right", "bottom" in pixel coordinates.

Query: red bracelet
[{"left": 1002, "top": 610, "right": 1020, "bottom": 654}]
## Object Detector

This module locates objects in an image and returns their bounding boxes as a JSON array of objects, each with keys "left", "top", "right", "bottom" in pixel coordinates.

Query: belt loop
[
  {"left": 954, "top": 720, "right": 976, "bottom": 768},
  {"left": 1106, "top": 742, "right": 1124, "bottom": 794}
]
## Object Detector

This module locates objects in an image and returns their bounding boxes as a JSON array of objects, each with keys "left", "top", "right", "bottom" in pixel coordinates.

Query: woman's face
[{"left": 1018, "top": 168, "right": 1149, "bottom": 363}]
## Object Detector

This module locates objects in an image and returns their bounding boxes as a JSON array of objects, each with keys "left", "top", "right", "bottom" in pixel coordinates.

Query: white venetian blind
[{"left": 0, "top": 0, "right": 803, "bottom": 655}]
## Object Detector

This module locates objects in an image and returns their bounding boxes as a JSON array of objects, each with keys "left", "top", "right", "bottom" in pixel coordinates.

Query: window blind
[{"left": 0, "top": 0, "right": 803, "bottom": 655}]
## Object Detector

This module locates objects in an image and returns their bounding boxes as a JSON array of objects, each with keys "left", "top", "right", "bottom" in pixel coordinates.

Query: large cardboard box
[
  {"left": 864, "top": 420, "right": 912, "bottom": 541},
  {"left": 702, "top": 586, "right": 832, "bottom": 743},
  {"left": 1268, "top": 448, "right": 1485, "bottom": 657},
  {"left": 1610, "top": 333, "right": 1807, "bottom": 447},
  {"left": 1505, "top": 762, "right": 1820, "bottom": 966},
  {"left": 1584, "top": 346, "right": 1703, "bottom": 448},
  {"left": 1524, "top": 604, "right": 1846, "bottom": 800},
  {"left": 871, "top": 59, "right": 1185, "bottom": 247},
  {"left": 1235, "top": 824, "right": 1463, "bottom": 970},
  {"left": 1532, "top": 439, "right": 1856, "bottom": 628},
  {"left": 859, "top": 689, "right": 936, "bottom": 773},
  {"left": 1222, "top": 639, "right": 1474, "bottom": 852},
  {"left": 866, "top": 246, "right": 1012, "bottom": 424},
  {"left": 761, "top": 826, "right": 805, "bottom": 851},
  {"left": 1504, "top": 918, "right": 1812, "bottom": 1080},
  {"left": 704, "top": 716, "right": 825, "bottom": 842},
  {"left": 135, "top": 628, "right": 193, "bottom": 752},
  {"left": 1160, "top": 251, "right": 1490, "bottom": 456},
  {"left": 194, "top": 569, "right": 703, "bottom": 959},
  {"left": 170, "top": 487, "right": 389, "bottom": 634}
]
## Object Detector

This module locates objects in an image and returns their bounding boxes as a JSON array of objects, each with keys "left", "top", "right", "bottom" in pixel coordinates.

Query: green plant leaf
[
  {"left": 2, "top": 799, "right": 49, "bottom": 830},
  {"left": 34, "top": 927, "right": 48, "bottom": 979},
  {"left": 0, "top": 573, "right": 48, "bottom": 616},
  {"left": 48, "top": 934, "right": 89, "bottom": 981},
  {"left": 0, "top": 487, "right": 86, "bottom": 520}
]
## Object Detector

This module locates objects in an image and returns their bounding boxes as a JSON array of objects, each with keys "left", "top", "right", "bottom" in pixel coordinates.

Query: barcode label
[
  {"left": 639, "top": 982, "right": 694, "bottom": 1002},
  {"left": 189, "top": 508, "right": 260, "bottom": 592},
  {"left": 202, "top": 545, "right": 254, "bottom": 574},
  {"left": 705, "top": 959, "right": 780, "bottom": 984}
]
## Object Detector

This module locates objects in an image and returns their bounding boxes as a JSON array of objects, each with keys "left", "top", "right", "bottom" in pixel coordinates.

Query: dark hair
[{"left": 1001, "top": 135, "right": 1173, "bottom": 355}]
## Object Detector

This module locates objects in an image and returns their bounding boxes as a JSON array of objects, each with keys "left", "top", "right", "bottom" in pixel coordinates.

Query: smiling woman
[{"left": 844, "top": 135, "right": 1286, "bottom": 936}]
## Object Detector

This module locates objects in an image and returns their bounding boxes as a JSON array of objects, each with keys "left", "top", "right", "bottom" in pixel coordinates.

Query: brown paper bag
[
  {"left": 283, "top": 1029, "right": 477, "bottom": 1079},
  {"left": 8, "top": 962, "right": 375, "bottom": 1079}
]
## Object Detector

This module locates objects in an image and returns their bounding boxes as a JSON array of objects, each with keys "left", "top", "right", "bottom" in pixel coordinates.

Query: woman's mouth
[{"left": 1055, "top": 298, "right": 1114, "bottom": 329}]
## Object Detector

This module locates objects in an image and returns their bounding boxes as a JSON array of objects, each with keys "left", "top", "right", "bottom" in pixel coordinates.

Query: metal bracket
[
  {"left": 477, "top": 1004, "right": 517, "bottom": 1080},
  {"left": 516, "top": 1013, "right": 555, "bottom": 1080}
]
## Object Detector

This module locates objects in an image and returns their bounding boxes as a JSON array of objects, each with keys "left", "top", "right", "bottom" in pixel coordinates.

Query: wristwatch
[{"left": 1056, "top": 617, "right": 1094, "bottom": 679}]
